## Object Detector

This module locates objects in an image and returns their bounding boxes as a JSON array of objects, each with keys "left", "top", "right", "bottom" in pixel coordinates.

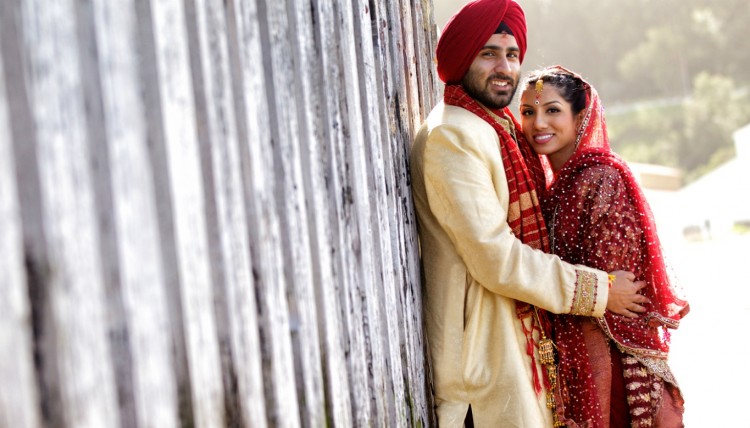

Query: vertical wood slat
[
  {"left": 370, "top": 0, "right": 435, "bottom": 424},
  {"left": 133, "top": 0, "right": 200, "bottom": 425},
  {"left": 0, "top": 0, "right": 440, "bottom": 426},
  {"left": 337, "top": 1, "right": 394, "bottom": 426},
  {"left": 412, "top": 0, "right": 441, "bottom": 118},
  {"left": 256, "top": 1, "right": 327, "bottom": 425},
  {"left": 351, "top": 1, "right": 410, "bottom": 425},
  {"left": 0, "top": 27, "right": 40, "bottom": 428},
  {"left": 399, "top": 4, "right": 437, "bottom": 425},
  {"left": 397, "top": 0, "right": 425, "bottom": 133},
  {"left": 312, "top": 1, "right": 375, "bottom": 425},
  {"left": 141, "top": 0, "right": 225, "bottom": 425},
  {"left": 220, "top": 2, "right": 273, "bottom": 423},
  {"left": 288, "top": 0, "right": 353, "bottom": 426},
  {"left": 86, "top": 0, "right": 180, "bottom": 426},
  {"left": 229, "top": 0, "right": 301, "bottom": 426},
  {"left": 400, "top": 8, "right": 435, "bottom": 419},
  {"left": 183, "top": 0, "right": 267, "bottom": 425},
  {"left": 14, "top": 0, "right": 121, "bottom": 426}
]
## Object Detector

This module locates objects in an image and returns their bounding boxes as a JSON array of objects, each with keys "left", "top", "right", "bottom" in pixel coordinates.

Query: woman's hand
[{"left": 606, "top": 270, "right": 650, "bottom": 318}]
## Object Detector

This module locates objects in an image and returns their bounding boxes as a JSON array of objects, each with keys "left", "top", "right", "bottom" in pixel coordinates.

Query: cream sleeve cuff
[{"left": 570, "top": 266, "right": 609, "bottom": 317}]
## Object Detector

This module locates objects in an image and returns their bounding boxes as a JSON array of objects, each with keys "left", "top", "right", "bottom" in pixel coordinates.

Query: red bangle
[{"left": 608, "top": 274, "right": 616, "bottom": 289}]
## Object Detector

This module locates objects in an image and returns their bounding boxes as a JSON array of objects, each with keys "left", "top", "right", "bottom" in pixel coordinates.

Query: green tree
[
  {"left": 440, "top": 0, "right": 750, "bottom": 178},
  {"left": 682, "top": 73, "right": 750, "bottom": 178},
  {"left": 608, "top": 103, "right": 683, "bottom": 168},
  {"left": 519, "top": 0, "right": 750, "bottom": 104}
]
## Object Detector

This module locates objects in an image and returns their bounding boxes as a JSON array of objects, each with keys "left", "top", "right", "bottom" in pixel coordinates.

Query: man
[{"left": 409, "top": 0, "right": 649, "bottom": 426}]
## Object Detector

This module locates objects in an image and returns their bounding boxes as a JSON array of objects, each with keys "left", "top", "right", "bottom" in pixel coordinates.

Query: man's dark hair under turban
[{"left": 436, "top": 0, "right": 527, "bottom": 84}]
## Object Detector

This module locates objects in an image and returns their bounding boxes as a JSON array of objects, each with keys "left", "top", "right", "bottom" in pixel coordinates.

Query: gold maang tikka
[{"left": 534, "top": 79, "right": 544, "bottom": 105}]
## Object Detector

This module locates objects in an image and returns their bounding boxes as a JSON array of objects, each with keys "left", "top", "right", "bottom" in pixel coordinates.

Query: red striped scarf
[
  {"left": 444, "top": 84, "right": 553, "bottom": 395},
  {"left": 443, "top": 84, "right": 549, "bottom": 251}
]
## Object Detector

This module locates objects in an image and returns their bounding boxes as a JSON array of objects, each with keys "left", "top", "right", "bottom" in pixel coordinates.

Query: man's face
[{"left": 461, "top": 33, "right": 521, "bottom": 110}]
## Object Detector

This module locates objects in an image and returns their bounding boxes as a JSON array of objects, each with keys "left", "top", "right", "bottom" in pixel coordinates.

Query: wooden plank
[
  {"left": 391, "top": 3, "right": 435, "bottom": 425},
  {"left": 133, "top": 1, "right": 197, "bottom": 425},
  {"left": 0, "top": 24, "right": 41, "bottom": 428},
  {"left": 183, "top": 0, "right": 267, "bottom": 425},
  {"left": 394, "top": 1, "right": 434, "bottom": 423},
  {"left": 339, "top": 1, "right": 404, "bottom": 426},
  {"left": 84, "top": 0, "right": 181, "bottom": 426},
  {"left": 350, "top": 1, "right": 413, "bottom": 426},
  {"left": 255, "top": 1, "right": 328, "bottom": 426},
  {"left": 412, "top": 0, "right": 441, "bottom": 116},
  {"left": 137, "top": 0, "right": 226, "bottom": 425},
  {"left": 285, "top": 1, "right": 353, "bottom": 426},
  {"left": 370, "top": 0, "right": 435, "bottom": 424},
  {"left": 227, "top": 0, "right": 299, "bottom": 426},
  {"left": 312, "top": 1, "right": 376, "bottom": 425},
  {"left": 0, "top": 0, "right": 441, "bottom": 425},
  {"left": 11, "top": 0, "right": 120, "bottom": 425},
  {"left": 396, "top": 0, "right": 423, "bottom": 134}
]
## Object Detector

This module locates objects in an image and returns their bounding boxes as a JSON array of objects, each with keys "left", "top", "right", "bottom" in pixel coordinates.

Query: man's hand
[{"left": 606, "top": 270, "right": 649, "bottom": 318}]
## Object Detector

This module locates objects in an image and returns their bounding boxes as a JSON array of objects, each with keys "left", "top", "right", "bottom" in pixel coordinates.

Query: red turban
[{"left": 436, "top": 0, "right": 527, "bottom": 84}]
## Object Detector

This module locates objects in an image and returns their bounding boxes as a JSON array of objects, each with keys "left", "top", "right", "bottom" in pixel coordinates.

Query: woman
[{"left": 518, "top": 66, "right": 690, "bottom": 427}]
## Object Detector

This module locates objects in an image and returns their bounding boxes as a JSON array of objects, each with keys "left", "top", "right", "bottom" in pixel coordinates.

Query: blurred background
[{"left": 434, "top": 1, "right": 750, "bottom": 426}]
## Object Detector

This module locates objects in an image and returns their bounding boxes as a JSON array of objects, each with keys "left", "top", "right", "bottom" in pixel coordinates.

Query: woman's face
[{"left": 520, "top": 83, "right": 583, "bottom": 172}]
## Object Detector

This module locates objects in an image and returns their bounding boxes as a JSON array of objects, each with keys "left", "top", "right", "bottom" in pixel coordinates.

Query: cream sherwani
[{"left": 410, "top": 102, "right": 610, "bottom": 427}]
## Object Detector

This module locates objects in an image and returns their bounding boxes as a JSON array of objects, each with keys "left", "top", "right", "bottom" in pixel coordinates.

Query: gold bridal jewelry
[
  {"left": 534, "top": 79, "right": 544, "bottom": 105},
  {"left": 533, "top": 306, "right": 565, "bottom": 427}
]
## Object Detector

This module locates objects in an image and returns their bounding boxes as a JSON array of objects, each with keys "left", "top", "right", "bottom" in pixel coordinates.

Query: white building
[
  {"left": 672, "top": 123, "right": 750, "bottom": 239},
  {"left": 627, "top": 123, "right": 750, "bottom": 247}
]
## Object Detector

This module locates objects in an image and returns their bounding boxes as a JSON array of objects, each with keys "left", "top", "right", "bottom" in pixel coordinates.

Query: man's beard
[{"left": 462, "top": 72, "right": 518, "bottom": 110}]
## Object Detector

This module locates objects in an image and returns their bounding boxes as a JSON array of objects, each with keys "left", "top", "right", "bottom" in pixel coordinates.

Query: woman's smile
[{"left": 531, "top": 133, "right": 554, "bottom": 144}]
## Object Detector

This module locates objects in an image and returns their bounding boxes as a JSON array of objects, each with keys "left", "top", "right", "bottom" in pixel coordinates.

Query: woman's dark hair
[{"left": 523, "top": 68, "right": 587, "bottom": 115}]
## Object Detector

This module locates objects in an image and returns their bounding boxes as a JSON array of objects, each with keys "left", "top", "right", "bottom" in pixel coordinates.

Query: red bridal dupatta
[{"left": 537, "top": 66, "right": 690, "bottom": 427}]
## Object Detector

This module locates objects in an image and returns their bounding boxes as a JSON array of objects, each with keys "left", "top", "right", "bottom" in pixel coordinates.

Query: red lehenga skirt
[{"left": 581, "top": 319, "right": 685, "bottom": 428}]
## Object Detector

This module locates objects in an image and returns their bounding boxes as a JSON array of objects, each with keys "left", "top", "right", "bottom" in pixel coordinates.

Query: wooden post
[
  {"left": 0, "top": 0, "right": 440, "bottom": 425},
  {"left": 0, "top": 24, "right": 41, "bottom": 428}
]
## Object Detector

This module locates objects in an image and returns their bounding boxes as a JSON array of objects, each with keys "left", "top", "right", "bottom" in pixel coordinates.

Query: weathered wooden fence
[{"left": 0, "top": 0, "right": 440, "bottom": 426}]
